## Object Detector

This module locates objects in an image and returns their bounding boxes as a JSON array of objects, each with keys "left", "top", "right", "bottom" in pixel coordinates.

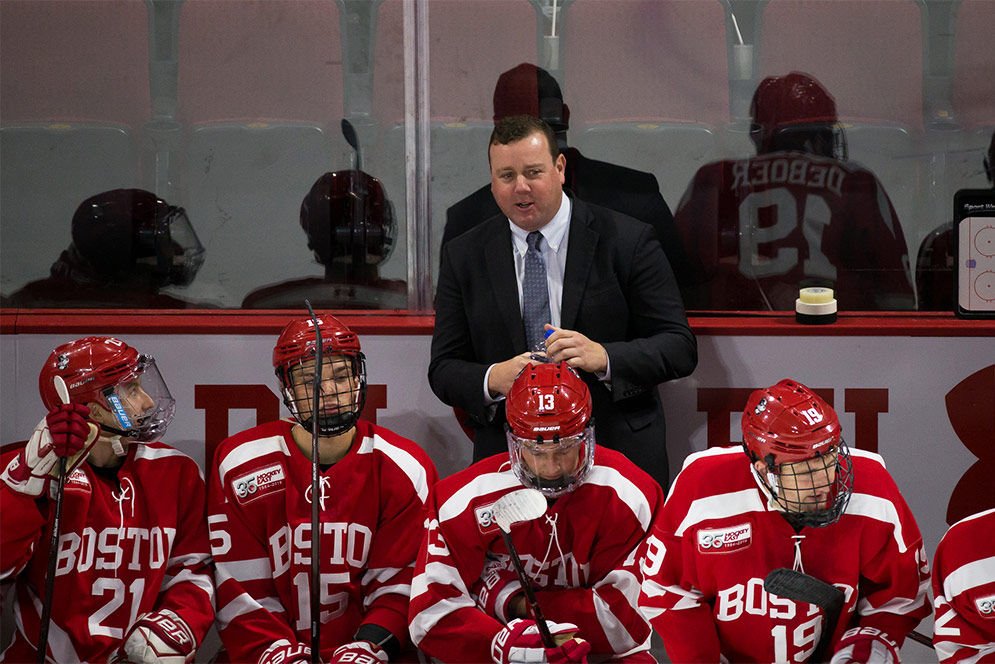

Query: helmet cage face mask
[
  {"left": 751, "top": 440, "right": 853, "bottom": 528},
  {"left": 507, "top": 424, "right": 595, "bottom": 498},
  {"left": 279, "top": 352, "right": 367, "bottom": 437},
  {"left": 98, "top": 355, "right": 176, "bottom": 442}
]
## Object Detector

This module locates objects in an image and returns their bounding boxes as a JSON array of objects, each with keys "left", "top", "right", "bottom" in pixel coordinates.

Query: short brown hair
[{"left": 489, "top": 115, "right": 558, "bottom": 163}]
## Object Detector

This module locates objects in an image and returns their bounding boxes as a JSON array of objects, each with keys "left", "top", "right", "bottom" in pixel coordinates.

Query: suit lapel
[
  {"left": 484, "top": 219, "right": 527, "bottom": 350},
  {"left": 561, "top": 197, "right": 598, "bottom": 330}
]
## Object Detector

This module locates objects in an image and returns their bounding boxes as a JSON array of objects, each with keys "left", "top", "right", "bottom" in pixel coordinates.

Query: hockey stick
[
  {"left": 341, "top": 118, "right": 361, "bottom": 172},
  {"left": 490, "top": 489, "right": 556, "bottom": 648},
  {"left": 36, "top": 376, "right": 71, "bottom": 664},
  {"left": 305, "top": 300, "right": 323, "bottom": 664},
  {"left": 764, "top": 568, "right": 845, "bottom": 663},
  {"left": 906, "top": 630, "right": 934, "bottom": 649}
]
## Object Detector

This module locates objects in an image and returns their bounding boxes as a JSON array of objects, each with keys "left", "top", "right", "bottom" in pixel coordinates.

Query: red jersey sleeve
[
  {"left": 408, "top": 476, "right": 509, "bottom": 663},
  {"left": 209, "top": 451, "right": 301, "bottom": 663},
  {"left": 357, "top": 437, "right": 439, "bottom": 646},
  {"left": 931, "top": 508, "right": 995, "bottom": 663},
  {"left": 530, "top": 467, "right": 661, "bottom": 655},
  {"left": 0, "top": 456, "right": 48, "bottom": 582},
  {"left": 638, "top": 452, "right": 725, "bottom": 663},
  {"left": 151, "top": 454, "right": 216, "bottom": 645}
]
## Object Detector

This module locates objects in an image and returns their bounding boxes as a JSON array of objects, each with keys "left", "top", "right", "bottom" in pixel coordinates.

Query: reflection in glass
[{"left": 675, "top": 72, "right": 915, "bottom": 311}]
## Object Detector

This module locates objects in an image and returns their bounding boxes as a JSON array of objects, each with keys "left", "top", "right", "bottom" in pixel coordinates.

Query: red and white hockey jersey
[
  {"left": 674, "top": 153, "right": 914, "bottom": 311},
  {"left": 0, "top": 442, "right": 215, "bottom": 663},
  {"left": 208, "top": 419, "right": 437, "bottom": 663},
  {"left": 932, "top": 507, "right": 995, "bottom": 663},
  {"left": 640, "top": 446, "right": 930, "bottom": 663},
  {"left": 408, "top": 447, "right": 663, "bottom": 663}
]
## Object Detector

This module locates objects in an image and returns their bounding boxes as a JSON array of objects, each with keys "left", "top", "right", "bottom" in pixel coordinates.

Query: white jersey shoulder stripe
[
  {"left": 365, "top": 433, "right": 432, "bottom": 503},
  {"left": 135, "top": 445, "right": 191, "bottom": 462},
  {"left": 216, "top": 592, "right": 285, "bottom": 630},
  {"left": 669, "top": 447, "right": 743, "bottom": 500},
  {"left": 438, "top": 471, "right": 521, "bottom": 523},
  {"left": 675, "top": 488, "right": 766, "bottom": 537},
  {"left": 218, "top": 435, "right": 291, "bottom": 485},
  {"left": 944, "top": 555, "right": 995, "bottom": 599},
  {"left": 845, "top": 492, "right": 909, "bottom": 552},
  {"left": 949, "top": 506, "right": 995, "bottom": 528},
  {"left": 850, "top": 448, "right": 888, "bottom": 469},
  {"left": 585, "top": 465, "right": 653, "bottom": 530}
]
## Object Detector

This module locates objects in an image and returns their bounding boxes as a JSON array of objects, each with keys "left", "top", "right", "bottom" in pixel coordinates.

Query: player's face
[
  {"left": 88, "top": 377, "right": 155, "bottom": 438},
  {"left": 775, "top": 449, "right": 839, "bottom": 513},
  {"left": 489, "top": 132, "right": 566, "bottom": 232},
  {"left": 289, "top": 355, "right": 358, "bottom": 419},
  {"left": 113, "top": 378, "right": 156, "bottom": 419},
  {"left": 519, "top": 437, "right": 582, "bottom": 483}
]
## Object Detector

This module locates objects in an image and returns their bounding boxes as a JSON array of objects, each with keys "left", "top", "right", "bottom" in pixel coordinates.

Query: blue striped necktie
[{"left": 522, "top": 231, "right": 551, "bottom": 350}]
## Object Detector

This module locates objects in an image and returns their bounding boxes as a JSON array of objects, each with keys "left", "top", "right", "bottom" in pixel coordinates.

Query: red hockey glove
[
  {"left": 329, "top": 641, "right": 388, "bottom": 664},
  {"left": 491, "top": 618, "right": 591, "bottom": 664},
  {"left": 46, "top": 403, "right": 92, "bottom": 456},
  {"left": 830, "top": 627, "right": 900, "bottom": 664},
  {"left": 258, "top": 641, "right": 318, "bottom": 664},
  {"left": 476, "top": 558, "right": 524, "bottom": 623},
  {"left": 107, "top": 609, "right": 196, "bottom": 664},
  {"left": 1, "top": 410, "right": 98, "bottom": 497}
]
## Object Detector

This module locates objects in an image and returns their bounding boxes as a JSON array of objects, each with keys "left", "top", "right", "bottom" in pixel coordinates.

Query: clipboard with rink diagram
[{"left": 954, "top": 189, "right": 995, "bottom": 318}]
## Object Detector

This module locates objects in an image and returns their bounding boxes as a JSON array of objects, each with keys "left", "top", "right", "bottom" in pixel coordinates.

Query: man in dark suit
[
  {"left": 429, "top": 115, "right": 697, "bottom": 486},
  {"left": 442, "top": 63, "right": 691, "bottom": 286}
]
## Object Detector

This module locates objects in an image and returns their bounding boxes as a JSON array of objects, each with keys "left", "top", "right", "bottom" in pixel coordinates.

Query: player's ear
[
  {"left": 86, "top": 401, "right": 111, "bottom": 425},
  {"left": 555, "top": 153, "right": 566, "bottom": 182},
  {"left": 752, "top": 459, "right": 769, "bottom": 476}
]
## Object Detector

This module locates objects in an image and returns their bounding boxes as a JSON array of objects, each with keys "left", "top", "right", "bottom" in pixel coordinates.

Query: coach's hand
[
  {"left": 488, "top": 353, "right": 534, "bottom": 398},
  {"left": 543, "top": 326, "right": 607, "bottom": 375}
]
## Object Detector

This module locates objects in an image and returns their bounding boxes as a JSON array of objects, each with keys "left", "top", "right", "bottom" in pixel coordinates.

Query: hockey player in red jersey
[
  {"left": 0, "top": 336, "right": 215, "bottom": 663},
  {"left": 674, "top": 72, "right": 914, "bottom": 311},
  {"left": 409, "top": 362, "right": 663, "bottom": 663},
  {"left": 931, "top": 508, "right": 995, "bottom": 662},
  {"left": 639, "top": 379, "right": 929, "bottom": 663},
  {"left": 208, "top": 315, "right": 438, "bottom": 664}
]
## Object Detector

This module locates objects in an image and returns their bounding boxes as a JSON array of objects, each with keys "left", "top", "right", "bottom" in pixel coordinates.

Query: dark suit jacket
[
  {"left": 443, "top": 148, "right": 692, "bottom": 286},
  {"left": 429, "top": 194, "right": 697, "bottom": 486}
]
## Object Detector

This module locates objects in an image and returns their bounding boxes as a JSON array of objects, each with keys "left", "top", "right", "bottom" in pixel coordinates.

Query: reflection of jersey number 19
[{"left": 738, "top": 188, "right": 835, "bottom": 281}]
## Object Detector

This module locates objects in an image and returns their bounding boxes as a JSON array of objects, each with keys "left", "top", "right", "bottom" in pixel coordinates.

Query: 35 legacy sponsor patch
[
  {"left": 232, "top": 464, "right": 285, "bottom": 503},
  {"left": 697, "top": 523, "right": 752, "bottom": 553},
  {"left": 64, "top": 467, "right": 91, "bottom": 492},
  {"left": 976, "top": 593, "right": 995, "bottom": 617},
  {"left": 474, "top": 502, "right": 499, "bottom": 534}
]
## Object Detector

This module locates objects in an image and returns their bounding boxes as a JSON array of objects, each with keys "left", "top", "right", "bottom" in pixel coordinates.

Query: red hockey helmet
[
  {"left": 38, "top": 337, "right": 175, "bottom": 442},
  {"left": 300, "top": 171, "right": 395, "bottom": 268},
  {"left": 505, "top": 362, "right": 595, "bottom": 497},
  {"left": 741, "top": 379, "right": 852, "bottom": 527},
  {"left": 750, "top": 72, "right": 847, "bottom": 160},
  {"left": 273, "top": 314, "right": 367, "bottom": 436},
  {"left": 71, "top": 188, "right": 204, "bottom": 286}
]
